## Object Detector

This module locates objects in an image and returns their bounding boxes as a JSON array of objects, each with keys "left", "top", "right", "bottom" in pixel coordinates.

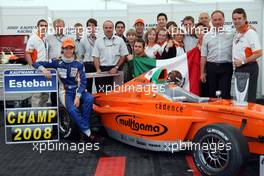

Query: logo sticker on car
[{"left": 115, "top": 115, "right": 168, "bottom": 137}]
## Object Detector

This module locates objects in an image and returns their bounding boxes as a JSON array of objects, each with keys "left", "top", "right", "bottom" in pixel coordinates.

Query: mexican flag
[{"left": 131, "top": 47, "right": 201, "bottom": 95}]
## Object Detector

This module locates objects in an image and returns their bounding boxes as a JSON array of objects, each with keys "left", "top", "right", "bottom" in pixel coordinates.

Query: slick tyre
[
  {"left": 59, "top": 105, "right": 79, "bottom": 140},
  {"left": 192, "top": 123, "right": 249, "bottom": 176}
]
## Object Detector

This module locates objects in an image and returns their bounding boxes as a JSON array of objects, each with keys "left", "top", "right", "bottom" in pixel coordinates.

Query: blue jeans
[{"left": 65, "top": 92, "right": 94, "bottom": 133}]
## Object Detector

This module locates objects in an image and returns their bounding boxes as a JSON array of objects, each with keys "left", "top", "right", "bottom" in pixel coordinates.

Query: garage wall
[
  {"left": 0, "top": 2, "right": 263, "bottom": 96},
  {"left": 52, "top": 9, "right": 127, "bottom": 36},
  {"left": 1, "top": 6, "right": 50, "bottom": 35}
]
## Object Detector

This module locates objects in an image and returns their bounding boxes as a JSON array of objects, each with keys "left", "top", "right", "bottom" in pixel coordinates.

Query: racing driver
[{"left": 33, "top": 38, "right": 95, "bottom": 142}]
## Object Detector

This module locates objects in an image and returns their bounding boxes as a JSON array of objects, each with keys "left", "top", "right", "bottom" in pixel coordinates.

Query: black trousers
[
  {"left": 235, "top": 62, "right": 259, "bottom": 103},
  {"left": 200, "top": 81, "right": 209, "bottom": 97},
  {"left": 83, "top": 62, "right": 96, "bottom": 93},
  {"left": 95, "top": 66, "right": 115, "bottom": 93},
  {"left": 206, "top": 62, "right": 233, "bottom": 99}
]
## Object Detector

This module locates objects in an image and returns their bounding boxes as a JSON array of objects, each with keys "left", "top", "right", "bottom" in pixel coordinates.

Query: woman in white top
[
  {"left": 144, "top": 28, "right": 161, "bottom": 59},
  {"left": 172, "top": 28, "right": 186, "bottom": 56},
  {"left": 157, "top": 28, "right": 168, "bottom": 53}
]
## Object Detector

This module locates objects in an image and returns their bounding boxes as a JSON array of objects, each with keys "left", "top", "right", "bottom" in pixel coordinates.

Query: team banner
[{"left": 3, "top": 69, "right": 59, "bottom": 144}]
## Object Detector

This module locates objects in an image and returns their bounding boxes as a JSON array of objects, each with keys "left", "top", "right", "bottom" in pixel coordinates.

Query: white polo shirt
[
  {"left": 145, "top": 44, "right": 162, "bottom": 59},
  {"left": 79, "top": 35, "right": 96, "bottom": 62},
  {"left": 26, "top": 33, "right": 48, "bottom": 62},
  {"left": 46, "top": 34, "right": 70, "bottom": 59},
  {"left": 232, "top": 28, "right": 261, "bottom": 62},
  {"left": 92, "top": 35, "right": 128, "bottom": 66}
]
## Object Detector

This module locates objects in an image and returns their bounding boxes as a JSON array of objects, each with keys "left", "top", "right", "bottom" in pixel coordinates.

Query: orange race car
[{"left": 93, "top": 68, "right": 264, "bottom": 176}]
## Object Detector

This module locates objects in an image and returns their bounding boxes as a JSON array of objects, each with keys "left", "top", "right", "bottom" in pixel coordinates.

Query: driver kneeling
[{"left": 33, "top": 38, "right": 94, "bottom": 141}]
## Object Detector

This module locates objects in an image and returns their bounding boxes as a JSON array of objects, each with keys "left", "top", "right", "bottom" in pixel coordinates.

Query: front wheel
[
  {"left": 59, "top": 106, "right": 79, "bottom": 140},
  {"left": 192, "top": 123, "right": 249, "bottom": 176}
]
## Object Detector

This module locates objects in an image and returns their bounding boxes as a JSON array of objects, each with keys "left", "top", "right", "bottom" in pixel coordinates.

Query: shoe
[{"left": 80, "top": 133, "right": 101, "bottom": 143}]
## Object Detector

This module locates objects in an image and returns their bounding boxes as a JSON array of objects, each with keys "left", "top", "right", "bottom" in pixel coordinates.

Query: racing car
[{"left": 93, "top": 68, "right": 264, "bottom": 176}]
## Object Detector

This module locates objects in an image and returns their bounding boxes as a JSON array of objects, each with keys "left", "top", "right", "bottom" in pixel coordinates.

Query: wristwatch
[{"left": 115, "top": 65, "right": 119, "bottom": 69}]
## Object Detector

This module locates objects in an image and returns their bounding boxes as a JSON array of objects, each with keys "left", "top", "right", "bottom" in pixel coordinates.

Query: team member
[
  {"left": 127, "top": 38, "right": 151, "bottom": 78},
  {"left": 157, "top": 28, "right": 167, "bottom": 48},
  {"left": 46, "top": 19, "right": 69, "bottom": 106},
  {"left": 159, "top": 38, "right": 177, "bottom": 59},
  {"left": 195, "top": 23, "right": 206, "bottom": 50},
  {"left": 172, "top": 28, "right": 185, "bottom": 56},
  {"left": 134, "top": 18, "right": 145, "bottom": 40},
  {"left": 124, "top": 29, "right": 137, "bottom": 82},
  {"left": 79, "top": 18, "right": 98, "bottom": 93},
  {"left": 115, "top": 21, "right": 127, "bottom": 42},
  {"left": 126, "top": 29, "right": 137, "bottom": 54},
  {"left": 26, "top": 19, "right": 49, "bottom": 107},
  {"left": 93, "top": 20, "right": 129, "bottom": 92},
  {"left": 201, "top": 10, "right": 234, "bottom": 99},
  {"left": 33, "top": 39, "right": 95, "bottom": 141},
  {"left": 156, "top": 28, "right": 176, "bottom": 59},
  {"left": 198, "top": 12, "right": 211, "bottom": 32},
  {"left": 156, "top": 13, "right": 168, "bottom": 30},
  {"left": 232, "top": 8, "right": 262, "bottom": 102},
  {"left": 182, "top": 16, "right": 197, "bottom": 52},
  {"left": 166, "top": 21, "right": 178, "bottom": 38},
  {"left": 195, "top": 22, "right": 208, "bottom": 97},
  {"left": 73, "top": 23, "right": 84, "bottom": 59},
  {"left": 47, "top": 19, "right": 69, "bottom": 59},
  {"left": 144, "top": 28, "right": 161, "bottom": 59}
]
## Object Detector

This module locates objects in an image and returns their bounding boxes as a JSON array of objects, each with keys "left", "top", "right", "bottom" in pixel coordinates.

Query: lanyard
[
  {"left": 55, "top": 34, "right": 64, "bottom": 43},
  {"left": 87, "top": 35, "right": 96, "bottom": 47},
  {"left": 103, "top": 37, "right": 116, "bottom": 47},
  {"left": 234, "top": 25, "right": 249, "bottom": 44},
  {"left": 38, "top": 35, "right": 48, "bottom": 57},
  {"left": 234, "top": 32, "right": 247, "bottom": 44}
]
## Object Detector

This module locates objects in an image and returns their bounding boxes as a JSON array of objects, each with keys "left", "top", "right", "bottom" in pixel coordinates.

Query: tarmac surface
[{"left": 0, "top": 106, "right": 261, "bottom": 176}]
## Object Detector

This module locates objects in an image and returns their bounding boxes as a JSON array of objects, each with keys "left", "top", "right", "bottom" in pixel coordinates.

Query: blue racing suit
[{"left": 33, "top": 57, "right": 94, "bottom": 133}]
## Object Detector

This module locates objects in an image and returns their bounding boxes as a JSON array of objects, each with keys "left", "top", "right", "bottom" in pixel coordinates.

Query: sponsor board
[{"left": 3, "top": 69, "right": 59, "bottom": 144}]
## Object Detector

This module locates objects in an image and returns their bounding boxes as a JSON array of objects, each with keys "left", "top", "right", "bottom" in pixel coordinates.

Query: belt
[{"left": 207, "top": 62, "right": 232, "bottom": 66}]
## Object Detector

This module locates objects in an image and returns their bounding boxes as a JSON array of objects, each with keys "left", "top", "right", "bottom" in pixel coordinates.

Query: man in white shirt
[
  {"left": 134, "top": 18, "right": 145, "bottom": 40},
  {"left": 232, "top": 8, "right": 262, "bottom": 102},
  {"left": 198, "top": 12, "right": 211, "bottom": 32},
  {"left": 201, "top": 10, "right": 234, "bottom": 99},
  {"left": 79, "top": 18, "right": 98, "bottom": 93},
  {"left": 46, "top": 18, "right": 70, "bottom": 106},
  {"left": 156, "top": 13, "right": 168, "bottom": 30},
  {"left": 26, "top": 19, "right": 48, "bottom": 64},
  {"left": 46, "top": 18, "right": 69, "bottom": 59},
  {"left": 182, "top": 16, "right": 198, "bottom": 52},
  {"left": 25, "top": 19, "right": 49, "bottom": 107},
  {"left": 73, "top": 22, "right": 84, "bottom": 59},
  {"left": 93, "top": 20, "right": 129, "bottom": 92}
]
